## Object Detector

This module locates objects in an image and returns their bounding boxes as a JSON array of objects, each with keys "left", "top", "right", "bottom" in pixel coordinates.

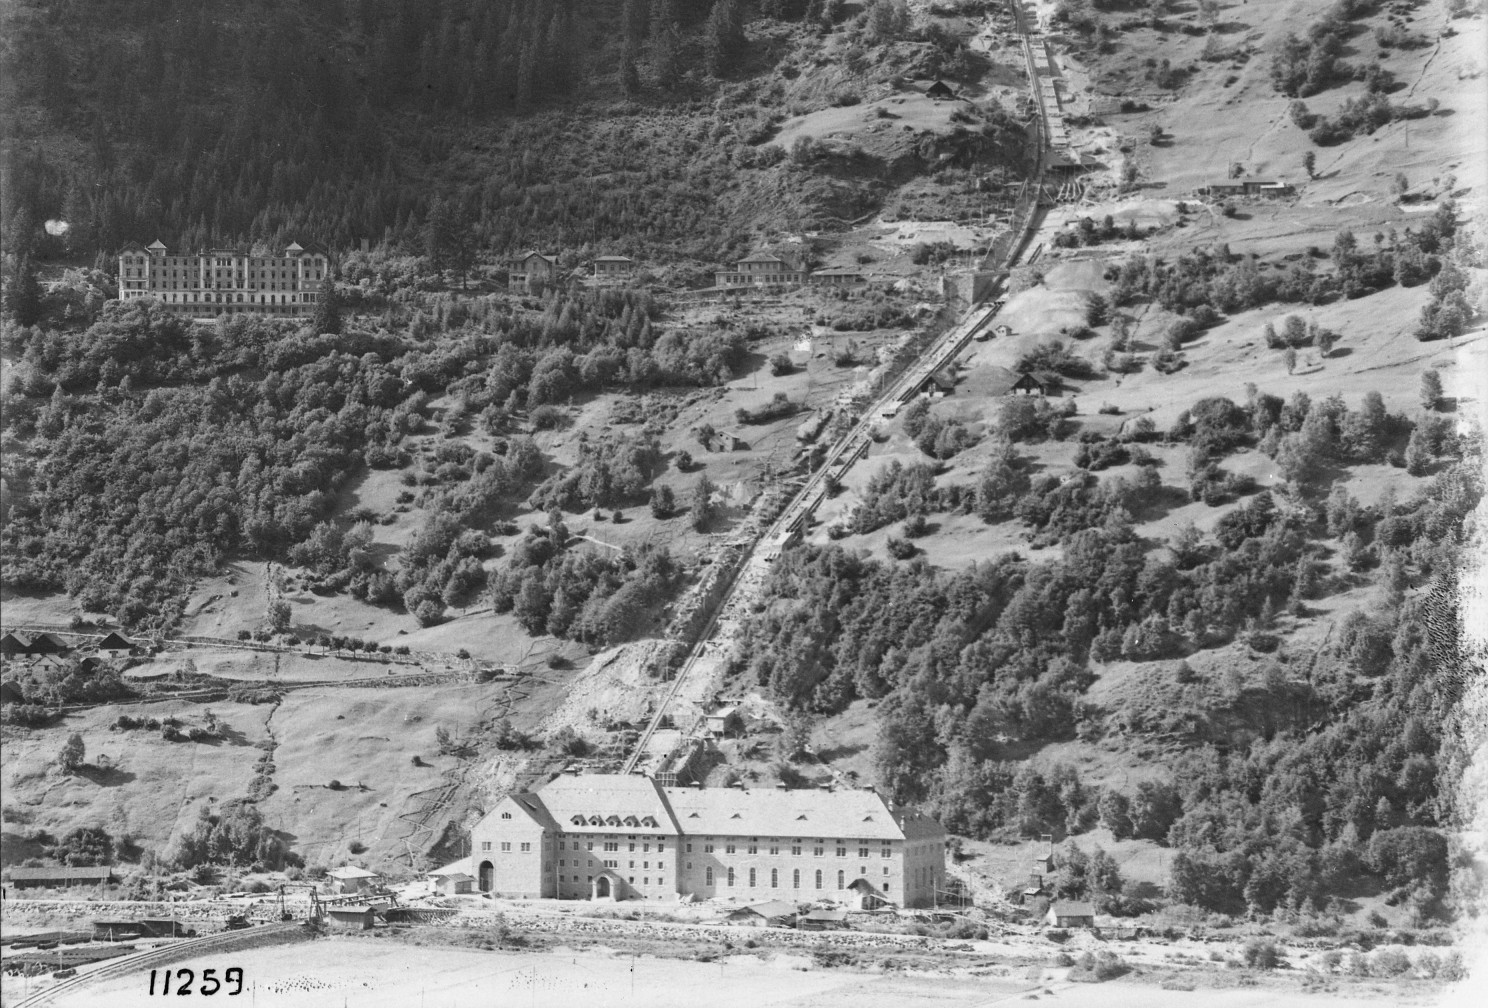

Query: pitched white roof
[
  {"left": 427, "top": 857, "right": 473, "bottom": 877},
  {"left": 328, "top": 866, "right": 379, "bottom": 879},
  {"left": 534, "top": 773, "right": 680, "bottom": 835},
  {"left": 661, "top": 785, "right": 919, "bottom": 841}
]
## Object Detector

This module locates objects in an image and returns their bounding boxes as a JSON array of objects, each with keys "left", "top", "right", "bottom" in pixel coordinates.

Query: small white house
[{"left": 327, "top": 865, "right": 381, "bottom": 896}]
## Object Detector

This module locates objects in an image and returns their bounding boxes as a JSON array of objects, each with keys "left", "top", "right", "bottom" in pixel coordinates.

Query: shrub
[
  {"left": 1069, "top": 951, "right": 1131, "bottom": 982},
  {"left": 1243, "top": 938, "right": 1280, "bottom": 969},
  {"left": 348, "top": 840, "right": 368, "bottom": 855}
]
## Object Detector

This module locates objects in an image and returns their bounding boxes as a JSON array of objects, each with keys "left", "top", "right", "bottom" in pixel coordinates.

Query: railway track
[
  {"left": 9, "top": 922, "right": 308, "bottom": 1008},
  {"left": 620, "top": 0, "right": 1055, "bottom": 776}
]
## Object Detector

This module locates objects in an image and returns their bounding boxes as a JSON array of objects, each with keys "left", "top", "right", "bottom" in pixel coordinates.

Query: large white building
[
  {"left": 117, "top": 240, "right": 328, "bottom": 319},
  {"left": 467, "top": 772, "right": 948, "bottom": 908}
]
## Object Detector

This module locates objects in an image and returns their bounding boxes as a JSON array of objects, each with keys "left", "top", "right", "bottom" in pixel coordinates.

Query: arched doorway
[
  {"left": 595, "top": 876, "right": 611, "bottom": 899},
  {"left": 478, "top": 860, "right": 493, "bottom": 892}
]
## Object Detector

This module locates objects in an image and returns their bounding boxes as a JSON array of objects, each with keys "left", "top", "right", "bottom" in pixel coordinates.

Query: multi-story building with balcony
[
  {"left": 466, "top": 772, "right": 947, "bottom": 908},
  {"left": 117, "top": 239, "right": 329, "bottom": 319}
]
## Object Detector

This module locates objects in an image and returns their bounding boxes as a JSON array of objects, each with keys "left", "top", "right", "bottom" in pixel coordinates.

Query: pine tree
[
  {"left": 4, "top": 257, "right": 44, "bottom": 326},
  {"left": 311, "top": 279, "right": 342, "bottom": 335},
  {"left": 1419, "top": 369, "right": 1443, "bottom": 411},
  {"left": 704, "top": 0, "right": 748, "bottom": 77}
]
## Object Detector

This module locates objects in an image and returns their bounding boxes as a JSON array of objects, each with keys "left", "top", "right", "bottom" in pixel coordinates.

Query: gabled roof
[
  {"left": 284, "top": 242, "right": 305, "bottom": 253},
  {"left": 146, "top": 239, "right": 167, "bottom": 250},
  {"left": 729, "top": 899, "right": 798, "bottom": 919},
  {"left": 96, "top": 632, "right": 133, "bottom": 651},
  {"left": 517, "top": 250, "right": 557, "bottom": 264},
  {"left": 427, "top": 857, "right": 474, "bottom": 877},
  {"left": 739, "top": 252, "right": 792, "bottom": 265},
  {"left": 327, "top": 865, "right": 379, "bottom": 879},
  {"left": 0, "top": 632, "right": 29, "bottom": 655},
  {"left": 927, "top": 80, "right": 957, "bottom": 97},
  {"left": 661, "top": 785, "right": 921, "bottom": 841},
  {"left": 803, "top": 908, "right": 847, "bottom": 922},
  {"left": 1011, "top": 372, "right": 1045, "bottom": 389},
  {"left": 594, "top": 256, "right": 634, "bottom": 263},
  {"left": 26, "top": 634, "right": 70, "bottom": 655},
  {"left": 437, "top": 873, "right": 475, "bottom": 883},
  {"left": 534, "top": 773, "right": 680, "bottom": 835}
]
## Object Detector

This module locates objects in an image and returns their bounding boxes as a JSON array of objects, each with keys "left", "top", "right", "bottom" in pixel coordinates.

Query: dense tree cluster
[
  {"left": 170, "top": 799, "right": 297, "bottom": 871},
  {"left": 488, "top": 517, "right": 682, "bottom": 646},
  {"left": 1268, "top": 0, "right": 1373, "bottom": 97}
]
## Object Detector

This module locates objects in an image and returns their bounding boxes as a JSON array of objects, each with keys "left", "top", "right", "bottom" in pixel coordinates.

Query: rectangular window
[
  {"left": 559, "top": 860, "right": 565, "bottom": 867},
  {"left": 604, "top": 842, "right": 619, "bottom": 852},
  {"left": 604, "top": 860, "right": 618, "bottom": 868},
  {"left": 792, "top": 846, "right": 802, "bottom": 856},
  {"left": 520, "top": 843, "right": 531, "bottom": 852},
  {"left": 747, "top": 845, "right": 757, "bottom": 855},
  {"left": 629, "top": 861, "right": 635, "bottom": 868},
  {"left": 658, "top": 843, "right": 665, "bottom": 853},
  {"left": 814, "top": 847, "right": 824, "bottom": 857},
  {"left": 704, "top": 844, "right": 714, "bottom": 854},
  {"left": 771, "top": 869, "right": 779, "bottom": 888},
  {"left": 836, "top": 847, "right": 846, "bottom": 858},
  {"left": 481, "top": 842, "right": 491, "bottom": 851},
  {"left": 587, "top": 842, "right": 595, "bottom": 851},
  {"left": 881, "top": 849, "right": 892, "bottom": 858},
  {"left": 629, "top": 843, "right": 636, "bottom": 852},
  {"left": 769, "top": 846, "right": 779, "bottom": 856},
  {"left": 686, "top": 844, "right": 693, "bottom": 853},
  {"left": 725, "top": 844, "right": 736, "bottom": 855},
  {"left": 884, "top": 884, "right": 890, "bottom": 892},
  {"left": 727, "top": 868, "right": 735, "bottom": 887},
  {"left": 706, "top": 867, "right": 714, "bottom": 885},
  {"left": 748, "top": 869, "right": 756, "bottom": 887},
  {"left": 643, "top": 861, "right": 649, "bottom": 869},
  {"left": 500, "top": 842, "right": 511, "bottom": 852},
  {"left": 858, "top": 848, "right": 869, "bottom": 858},
  {"left": 793, "top": 869, "right": 800, "bottom": 889}
]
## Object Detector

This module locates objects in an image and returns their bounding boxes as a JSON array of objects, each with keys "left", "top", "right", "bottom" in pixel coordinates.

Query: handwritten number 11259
[{"left": 148, "top": 968, "right": 244, "bottom": 995}]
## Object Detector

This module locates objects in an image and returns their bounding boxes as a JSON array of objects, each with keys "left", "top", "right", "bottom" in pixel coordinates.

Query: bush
[
  {"left": 1243, "top": 938, "right": 1280, "bottom": 969},
  {"left": 1069, "top": 951, "right": 1131, "bottom": 982},
  {"left": 348, "top": 840, "right": 368, "bottom": 855}
]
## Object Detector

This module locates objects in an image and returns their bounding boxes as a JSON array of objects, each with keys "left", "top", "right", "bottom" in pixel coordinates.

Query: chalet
[
  {"left": 811, "top": 267, "right": 866, "bottom": 287},
  {"left": 325, "top": 905, "right": 377, "bottom": 930},
  {"left": 94, "top": 633, "right": 134, "bottom": 659},
  {"left": 1045, "top": 900, "right": 1096, "bottom": 928},
  {"left": 928, "top": 371, "right": 957, "bottom": 396},
  {"left": 6, "top": 867, "right": 115, "bottom": 890},
  {"left": 1010, "top": 373, "right": 1046, "bottom": 396},
  {"left": 326, "top": 866, "right": 381, "bottom": 896},
  {"left": 704, "top": 430, "right": 748, "bottom": 453},
  {"left": 926, "top": 80, "right": 958, "bottom": 101},
  {"left": 799, "top": 908, "right": 849, "bottom": 931},
  {"left": 0, "top": 680, "right": 23, "bottom": 705},
  {"left": 0, "top": 632, "right": 29, "bottom": 658},
  {"left": 511, "top": 251, "right": 559, "bottom": 289},
  {"left": 592, "top": 256, "right": 636, "bottom": 282},
  {"left": 714, "top": 252, "right": 807, "bottom": 288},
  {"left": 725, "top": 900, "right": 798, "bottom": 927}
]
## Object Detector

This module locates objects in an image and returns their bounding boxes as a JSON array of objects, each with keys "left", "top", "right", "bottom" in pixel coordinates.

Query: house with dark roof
[
  {"left": 811, "top": 266, "right": 866, "bottom": 287},
  {"left": 926, "top": 80, "right": 957, "bottom": 101},
  {"left": 6, "top": 866, "right": 116, "bottom": 890},
  {"left": 94, "top": 633, "right": 135, "bottom": 659},
  {"left": 469, "top": 772, "right": 946, "bottom": 906},
  {"left": 511, "top": 251, "right": 559, "bottom": 289},
  {"left": 1010, "top": 372, "right": 1046, "bottom": 396}
]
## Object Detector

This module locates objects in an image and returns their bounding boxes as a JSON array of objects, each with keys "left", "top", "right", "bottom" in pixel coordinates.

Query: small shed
[
  {"left": 327, "top": 865, "right": 381, "bottom": 895},
  {"left": 95, "top": 633, "right": 135, "bottom": 659},
  {"left": 433, "top": 872, "right": 474, "bottom": 895},
  {"left": 1010, "top": 373, "right": 1046, "bottom": 396},
  {"left": 92, "top": 919, "right": 147, "bottom": 942},
  {"left": 846, "top": 878, "right": 892, "bottom": 910},
  {"left": 705, "top": 705, "right": 744, "bottom": 737},
  {"left": 325, "top": 905, "right": 377, "bottom": 931},
  {"left": 726, "top": 900, "right": 798, "bottom": 927},
  {"left": 799, "top": 908, "right": 849, "bottom": 931},
  {"left": 927, "top": 80, "right": 958, "bottom": 101},
  {"left": 928, "top": 370, "right": 957, "bottom": 396},
  {"left": 1045, "top": 900, "right": 1096, "bottom": 928}
]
